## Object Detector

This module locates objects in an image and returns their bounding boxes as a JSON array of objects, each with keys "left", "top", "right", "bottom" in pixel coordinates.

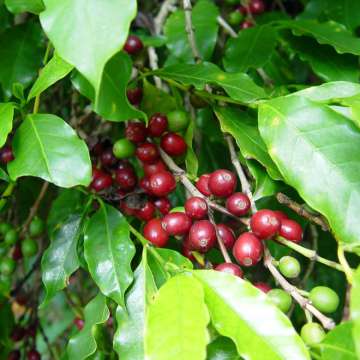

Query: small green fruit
[
  {"left": 0, "top": 222, "right": 12, "bottom": 236},
  {"left": 268, "top": 289, "right": 292, "bottom": 313},
  {"left": 4, "top": 229, "right": 18, "bottom": 246},
  {"left": 1, "top": 257, "right": 16, "bottom": 275},
  {"left": 309, "top": 286, "right": 339, "bottom": 313},
  {"left": 21, "top": 238, "right": 39, "bottom": 257},
  {"left": 167, "top": 110, "right": 189, "bottom": 132},
  {"left": 301, "top": 322, "right": 325, "bottom": 346},
  {"left": 29, "top": 217, "right": 45, "bottom": 237},
  {"left": 279, "top": 256, "right": 301, "bottom": 279},
  {"left": 228, "top": 11, "right": 244, "bottom": 26},
  {"left": 113, "top": 138, "right": 136, "bottom": 159}
]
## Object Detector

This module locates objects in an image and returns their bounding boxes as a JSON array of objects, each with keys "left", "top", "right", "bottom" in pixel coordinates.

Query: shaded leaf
[
  {"left": 4, "top": 0, "right": 44, "bottom": 14},
  {"left": 0, "top": 103, "right": 14, "bottom": 148}
]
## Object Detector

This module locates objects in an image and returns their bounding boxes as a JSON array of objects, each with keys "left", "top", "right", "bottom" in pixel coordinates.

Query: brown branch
[{"left": 183, "top": 0, "right": 201, "bottom": 62}]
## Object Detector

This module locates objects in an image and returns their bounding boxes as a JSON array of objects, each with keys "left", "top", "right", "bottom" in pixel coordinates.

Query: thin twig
[
  {"left": 147, "top": 47, "right": 163, "bottom": 88},
  {"left": 183, "top": 0, "right": 201, "bottom": 62},
  {"left": 217, "top": 15, "right": 237, "bottom": 38},
  {"left": 300, "top": 224, "right": 318, "bottom": 286},
  {"left": 154, "top": 0, "right": 177, "bottom": 35}
]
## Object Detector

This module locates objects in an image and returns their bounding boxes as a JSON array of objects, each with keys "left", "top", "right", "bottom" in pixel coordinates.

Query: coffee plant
[{"left": 0, "top": 0, "right": 359, "bottom": 359}]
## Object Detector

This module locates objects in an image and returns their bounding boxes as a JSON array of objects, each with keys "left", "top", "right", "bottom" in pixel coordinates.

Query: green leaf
[
  {"left": 67, "top": 293, "right": 110, "bottom": 360},
  {"left": 8, "top": 113, "right": 92, "bottom": 188},
  {"left": 114, "top": 248, "right": 157, "bottom": 359},
  {"left": 223, "top": 24, "right": 278, "bottom": 72},
  {"left": 0, "top": 103, "right": 14, "bottom": 148},
  {"left": 194, "top": 270, "right": 310, "bottom": 360},
  {"left": 164, "top": 0, "right": 219, "bottom": 63},
  {"left": 185, "top": 120, "right": 198, "bottom": 177},
  {"left": 4, "top": 0, "right": 44, "bottom": 14},
  {"left": 71, "top": 70, "right": 95, "bottom": 101},
  {"left": 351, "top": 266, "right": 360, "bottom": 357},
  {"left": 145, "top": 274, "right": 209, "bottom": 360},
  {"left": 28, "top": 53, "right": 74, "bottom": 101},
  {"left": 84, "top": 203, "right": 135, "bottom": 306},
  {"left": 207, "top": 337, "right": 240, "bottom": 360},
  {"left": 40, "top": 0, "right": 137, "bottom": 94},
  {"left": 154, "top": 63, "right": 267, "bottom": 104},
  {"left": 0, "top": 168, "right": 9, "bottom": 182},
  {"left": 259, "top": 95, "right": 360, "bottom": 252}
]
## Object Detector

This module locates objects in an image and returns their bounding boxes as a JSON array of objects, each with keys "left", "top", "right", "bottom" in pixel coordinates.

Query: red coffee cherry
[
  {"left": 162, "top": 212, "right": 192, "bottom": 236},
  {"left": 254, "top": 282, "right": 272, "bottom": 293},
  {"left": 185, "top": 196, "right": 208, "bottom": 220},
  {"left": 217, "top": 223, "right": 235, "bottom": 249},
  {"left": 149, "top": 171, "right": 176, "bottom": 197},
  {"left": 233, "top": 232, "right": 263, "bottom": 266},
  {"left": 91, "top": 171, "right": 112, "bottom": 192},
  {"left": 12, "top": 243, "right": 23, "bottom": 261},
  {"left": 114, "top": 168, "right": 137, "bottom": 191},
  {"left": 143, "top": 159, "right": 167, "bottom": 177},
  {"left": 139, "top": 177, "right": 153, "bottom": 195},
  {"left": 250, "top": 209, "right": 280, "bottom": 239},
  {"left": 196, "top": 174, "right": 211, "bottom": 196},
  {"left": 26, "top": 323, "right": 38, "bottom": 338},
  {"left": 136, "top": 142, "right": 159, "bottom": 163},
  {"left": 27, "top": 349, "right": 41, "bottom": 360},
  {"left": 279, "top": 219, "right": 303, "bottom": 243},
  {"left": 136, "top": 201, "right": 156, "bottom": 221},
  {"left": 208, "top": 169, "right": 237, "bottom": 197},
  {"left": 10, "top": 326, "right": 25, "bottom": 342},
  {"left": 7, "top": 350, "right": 21, "bottom": 360},
  {"left": 100, "top": 148, "right": 117, "bottom": 167},
  {"left": 249, "top": 0, "right": 265, "bottom": 14},
  {"left": 226, "top": 192, "right": 251, "bottom": 216},
  {"left": 0, "top": 146, "right": 14, "bottom": 163},
  {"left": 188, "top": 220, "right": 216, "bottom": 253},
  {"left": 127, "top": 87, "right": 143, "bottom": 106},
  {"left": 74, "top": 317, "right": 85, "bottom": 330},
  {"left": 123, "top": 35, "right": 143, "bottom": 55},
  {"left": 143, "top": 218, "right": 169, "bottom": 247},
  {"left": 241, "top": 20, "right": 254, "bottom": 29},
  {"left": 273, "top": 210, "right": 288, "bottom": 223},
  {"left": 160, "top": 132, "right": 187, "bottom": 156},
  {"left": 125, "top": 121, "right": 147, "bottom": 143},
  {"left": 148, "top": 113, "right": 168, "bottom": 137},
  {"left": 119, "top": 201, "right": 137, "bottom": 217},
  {"left": 153, "top": 197, "right": 171, "bottom": 215},
  {"left": 215, "top": 263, "right": 243, "bottom": 278}
]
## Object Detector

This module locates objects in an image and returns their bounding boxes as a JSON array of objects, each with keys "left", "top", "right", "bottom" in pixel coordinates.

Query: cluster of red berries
[
  {"left": 226, "top": 0, "right": 265, "bottom": 29},
  {"left": 0, "top": 146, "right": 14, "bottom": 164}
]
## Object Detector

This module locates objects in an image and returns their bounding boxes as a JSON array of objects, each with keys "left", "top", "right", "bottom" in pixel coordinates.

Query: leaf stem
[
  {"left": 0, "top": 181, "right": 16, "bottom": 212},
  {"left": 183, "top": 0, "right": 201, "bottom": 62},
  {"left": 337, "top": 246, "right": 353, "bottom": 284}
]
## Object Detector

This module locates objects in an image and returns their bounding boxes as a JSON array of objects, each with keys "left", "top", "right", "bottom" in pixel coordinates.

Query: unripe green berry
[
  {"left": 4, "top": 229, "right": 18, "bottom": 246},
  {"left": 279, "top": 256, "right": 301, "bottom": 279},
  {"left": 268, "top": 289, "right": 292, "bottom": 313},
  {"left": 228, "top": 11, "right": 244, "bottom": 26},
  {"left": 0, "top": 222, "right": 12, "bottom": 236},
  {"left": 301, "top": 322, "right": 325, "bottom": 346},
  {"left": 167, "top": 110, "right": 189, "bottom": 132},
  {"left": 29, "top": 217, "right": 45, "bottom": 237},
  {"left": 1, "top": 257, "right": 16, "bottom": 275},
  {"left": 113, "top": 138, "right": 136, "bottom": 159},
  {"left": 309, "top": 286, "right": 339, "bottom": 314},
  {"left": 21, "top": 238, "right": 38, "bottom": 257}
]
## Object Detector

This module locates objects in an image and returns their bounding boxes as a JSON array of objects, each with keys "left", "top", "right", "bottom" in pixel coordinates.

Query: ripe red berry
[
  {"left": 119, "top": 201, "right": 137, "bottom": 216},
  {"left": 188, "top": 220, "right": 216, "bottom": 253},
  {"left": 115, "top": 159, "right": 133, "bottom": 171},
  {"left": 114, "top": 168, "right": 137, "bottom": 191},
  {"left": 27, "top": 349, "right": 41, "bottom": 360},
  {"left": 153, "top": 197, "right": 171, "bottom": 215},
  {"left": 208, "top": 169, "right": 237, "bottom": 197},
  {"left": 182, "top": 241, "right": 195, "bottom": 261},
  {"left": 92, "top": 141, "right": 106, "bottom": 156},
  {"left": 160, "top": 132, "right": 187, "bottom": 156},
  {"left": 196, "top": 174, "right": 211, "bottom": 196},
  {"left": 125, "top": 121, "right": 147, "bottom": 143},
  {"left": 126, "top": 88, "right": 143, "bottom": 106},
  {"left": 74, "top": 317, "right": 84, "bottom": 330},
  {"left": 226, "top": 192, "right": 251, "bottom": 216},
  {"left": 136, "top": 201, "right": 156, "bottom": 221},
  {"left": 185, "top": 197, "right": 208, "bottom": 220},
  {"left": 241, "top": 20, "right": 254, "bottom": 29},
  {"left": 0, "top": 146, "right": 14, "bottom": 163},
  {"left": 254, "top": 282, "right": 272, "bottom": 293},
  {"left": 143, "top": 218, "right": 169, "bottom": 247},
  {"left": 123, "top": 35, "right": 143, "bottom": 55},
  {"left": 250, "top": 209, "right": 281, "bottom": 239},
  {"left": 217, "top": 223, "right": 236, "bottom": 249},
  {"left": 10, "top": 326, "right": 25, "bottom": 342},
  {"left": 12, "top": 243, "right": 23, "bottom": 261},
  {"left": 161, "top": 212, "right": 192, "bottom": 236},
  {"left": 215, "top": 263, "right": 243, "bottom": 278},
  {"left": 100, "top": 148, "right": 117, "bottom": 167},
  {"left": 273, "top": 210, "right": 288, "bottom": 223},
  {"left": 7, "top": 350, "right": 21, "bottom": 360},
  {"left": 136, "top": 142, "right": 159, "bottom": 163},
  {"left": 149, "top": 171, "right": 176, "bottom": 197},
  {"left": 27, "top": 323, "right": 38, "bottom": 338},
  {"left": 91, "top": 171, "right": 112, "bottom": 191},
  {"left": 143, "top": 159, "right": 167, "bottom": 177},
  {"left": 250, "top": 0, "right": 265, "bottom": 14},
  {"left": 139, "top": 177, "right": 153, "bottom": 195},
  {"left": 279, "top": 219, "right": 303, "bottom": 243},
  {"left": 233, "top": 232, "right": 263, "bottom": 266},
  {"left": 148, "top": 113, "right": 168, "bottom": 137},
  {"left": 237, "top": 5, "right": 247, "bottom": 15}
]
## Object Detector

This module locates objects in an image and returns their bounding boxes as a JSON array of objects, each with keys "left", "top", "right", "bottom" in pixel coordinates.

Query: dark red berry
[
  {"left": 182, "top": 240, "right": 195, "bottom": 261},
  {"left": 119, "top": 201, "right": 137, "bottom": 216},
  {"left": 7, "top": 350, "right": 20, "bottom": 360},
  {"left": 15, "top": 293, "right": 28, "bottom": 306},
  {"left": 92, "top": 166, "right": 102, "bottom": 181},
  {"left": 233, "top": 232, "right": 263, "bottom": 266},
  {"left": 27, "top": 349, "right": 41, "bottom": 360},
  {"left": 125, "top": 121, "right": 147, "bottom": 143},
  {"left": 10, "top": 326, "right": 25, "bottom": 342},
  {"left": 250, "top": 209, "right": 281, "bottom": 239},
  {"left": 27, "top": 323, "right": 38, "bottom": 338},
  {"left": 185, "top": 197, "right": 208, "bottom": 220},
  {"left": 208, "top": 169, "right": 237, "bottom": 197},
  {"left": 153, "top": 197, "right": 171, "bottom": 215},
  {"left": 237, "top": 5, "right": 247, "bottom": 15},
  {"left": 126, "top": 88, "right": 143, "bottom": 106},
  {"left": 0, "top": 146, "right": 14, "bottom": 163},
  {"left": 148, "top": 113, "right": 168, "bottom": 137},
  {"left": 254, "top": 282, "right": 271, "bottom": 293},
  {"left": 149, "top": 171, "right": 176, "bottom": 197},
  {"left": 217, "top": 223, "right": 235, "bottom": 249},
  {"left": 279, "top": 219, "right": 303, "bottom": 243},
  {"left": 74, "top": 317, "right": 85, "bottom": 330},
  {"left": 92, "top": 141, "right": 106, "bottom": 156},
  {"left": 136, "top": 142, "right": 159, "bottom": 163},
  {"left": 160, "top": 132, "right": 187, "bottom": 156},
  {"left": 116, "top": 159, "right": 133, "bottom": 171},
  {"left": 143, "top": 159, "right": 167, "bottom": 177},
  {"left": 136, "top": 201, "right": 156, "bottom": 221},
  {"left": 143, "top": 218, "right": 169, "bottom": 247},
  {"left": 139, "top": 177, "right": 153, "bottom": 195},
  {"left": 196, "top": 174, "right": 211, "bottom": 196},
  {"left": 188, "top": 220, "right": 216, "bottom": 253},
  {"left": 273, "top": 210, "right": 288, "bottom": 223},
  {"left": 249, "top": 0, "right": 265, "bottom": 14},
  {"left": 115, "top": 168, "right": 137, "bottom": 191},
  {"left": 91, "top": 172, "right": 112, "bottom": 192},
  {"left": 124, "top": 35, "right": 143, "bottom": 55},
  {"left": 226, "top": 192, "right": 251, "bottom": 216},
  {"left": 241, "top": 20, "right": 254, "bottom": 29},
  {"left": 161, "top": 212, "right": 192, "bottom": 236},
  {"left": 100, "top": 148, "right": 117, "bottom": 167},
  {"left": 12, "top": 243, "right": 23, "bottom": 261},
  {"left": 215, "top": 263, "right": 243, "bottom": 278}
]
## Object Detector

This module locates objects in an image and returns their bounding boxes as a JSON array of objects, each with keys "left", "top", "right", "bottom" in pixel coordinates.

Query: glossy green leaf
[
  {"left": 351, "top": 266, "right": 360, "bottom": 357},
  {"left": 164, "top": 0, "right": 219, "bottom": 63},
  {"left": 223, "top": 25, "right": 278, "bottom": 72},
  {"left": 0, "top": 103, "right": 14, "bottom": 148},
  {"left": 194, "top": 270, "right": 310, "bottom": 360},
  {"left": 84, "top": 203, "right": 135, "bottom": 306},
  {"left": 28, "top": 53, "right": 73, "bottom": 101},
  {"left": 207, "top": 337, "right": 240, "bottom": 360},
  {"left": 114, "top": 248, "right": 157, "bottom": 359},
  {"left": 71, "top": 70, "right": 95, "bottom": 101},
  {"left": 154, "top": 63, "right": 267, "bottom": 104},
  {"left": 8, "top": 114, "right": 92, "bottom": 188},
  {"left": 259, "top": 95, "right": 360, "bottom": 252},
  {"left": 185, "top": 120, "right": 198, "bottom": 177},
  {"left": 146, "top": 274, "right": 209, "bottom": 360},
  {"left": 67, "top": 293, "right": 110, "bottom": 360},
  {"left": 4, "top": 0, "right": 44, "bottom": 14},
  {"left": 0, "top": 168, "right": 9, "bottom": 182}
]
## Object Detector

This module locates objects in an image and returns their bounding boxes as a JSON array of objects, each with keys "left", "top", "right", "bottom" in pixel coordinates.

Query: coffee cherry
[
  {"left": 27, "top": 349, "right": 41, "bottom": 360},
  {"left": 119, "top": 201, "right": 137, "bottom": 217},
  {"left": 1, "top": 257, "right": 16, "bottom": 275},
  {"left": 182, "top": 241, "right": 195, "bottom": 261},
  {"left": 188, "top": 220, "right": 216, "bottom": 253},
  {"left": 7, "top": 350, "right": 21, "bottom": 360},
  {"left": 185, "top": 197, "right": 208, "bottom": 220},
  {"left": 136, "top": 142, "right": 159, "bottom": 163},
  {"left": 113, "top": 139, "right": 136, "bottom": 159},
  {"left": 21, "top": 238, "right": 39, "bottom": 257},
  {"left": 249, "top": 0, "right": 265, "bottom": 14},
  {"left": 167, "top": 110, "right": 189, "bottom": 132},
  {"left": 226, "top": 192, "right": 250, "bottom": 216},
  {"left": 241, "top": 20, "right": 254, "bottom": 29},
  {"left": 0, "top": 146, "right": 14, "bottom": 163},
  {"left": 115, "top": 168, "right": 137, "bottom": 191},
  {"left": 233, "top": 232, "right": 263, "bottom": 266},
  {"left": 143, "top": 218, "right": 169, "bottom": 247},
  {"left": 127, "top": 87, "right": 143, "bottom": 106},
  {"left": 74, "top": 317, "right": 85, "bottom": 330},
  {"left": 4, "top": 229, "right": 18, "bottom": 246},
  {"left": 125, "top": 121, "right": 147, "bottom": 143},
  {"left": 143, "top": 160, "right": 167, "bottom": 177},
  {"left": 100, "top": 148, "right": 117, "bottom": 167},
  {"left": 279, "top": 256, "right": 301, "bottom": 279},
  {"left": 91, "top": 171, "right": 112, "bottom": 191},
  {"left": 309, "top": 286, "right": 339, "bottom": 314},
  {"left": 136, "top": 201, "right": 156, "bottom": 222},
  {"left": 228, "top": 11, "right": 243, "bottom": 26},
  {"left": 208, "top": 169, "right": 237, "bottom": 197},
  {"left": 250, "top": 209, "right": 280, "bottom": 239},
  {"left": 301, "top": 323, "right": 325, "bottom": 346},
  {"left": 0, "top": 222, "right": 12, "bottom": 235},
  {"left": 116, "top": 159, "right": 133, "bottom": 171},
  {"left": 148, "top": 113, "right": 168, "bottom": 137},
  {"left": 153, "top": 197, "right": 171, "bottom": 215},
  {"left": 27, "top": 323, "right": 38, "bottom": 338},
  {"left": 149, "top": 171, "right": 176, "bottom": 197},
  {"left": 215, "top": 263, "right": 243, "bottom": 278},
  {"left": 279, "top": 219, "right": 303, "bottom": 243},
  {"left": 161, "top": 133, "right": 187, "bottom": 156},
  {"left": 11, "top": 326, "right": 25, "bottom": 342},
  {"left": 196, "top": 174, "right": 211, "bottom": 196},
  {"left": 12, "top": 243, "right": 23, "bottom": 261},
  {"left": 162, "top": 212, "right": 192, "bottom": 236},
  {"left": 123, "top": 35, "right": 143, "bottom": 55},
  {"left": 29, "top": 217, "right": 45, "bottom": 237},
  {"left": 268, "top": 289, "right": 292, "bottom": 313},
  {"left": 217, "top": 223, "right": 235, "bottom": 249},
  {"left": 273, "top": 210, "right": 288, "bottom": 223},
  {"left": 139, "top": 177, "right": 153, "bottom": 195},
  {"left": 254, "top": 282, "right": 272, "bottom": 293}
]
